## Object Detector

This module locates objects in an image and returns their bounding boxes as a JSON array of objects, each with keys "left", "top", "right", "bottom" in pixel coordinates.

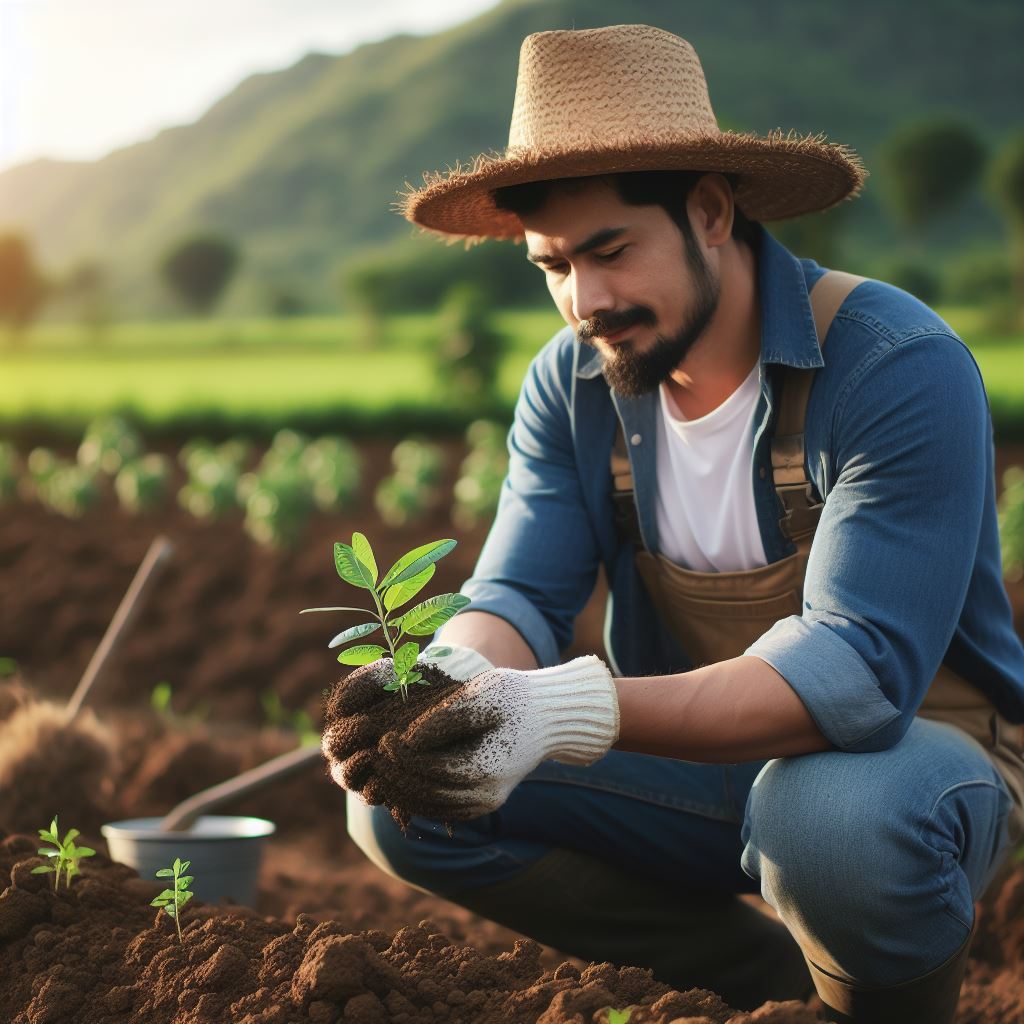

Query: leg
[
  {"left": 741, "top": 717, "right": 1017, "bottom": 1021},
  {"left": 347, "top": 750, "right": 814, "bottom": 1009}
]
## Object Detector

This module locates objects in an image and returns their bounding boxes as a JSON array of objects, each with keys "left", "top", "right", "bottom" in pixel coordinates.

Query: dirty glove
[
  {"left": 321, "top": 644, "right": 493, "bottom": 792},
  {"left": 375, "top": 655, "right": 620, "bottom": 819}
]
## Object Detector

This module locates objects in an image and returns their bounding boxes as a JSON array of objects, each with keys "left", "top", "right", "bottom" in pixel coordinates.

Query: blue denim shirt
[{"left": 453, "top": 226, "right": 1024, "bottom": 753}]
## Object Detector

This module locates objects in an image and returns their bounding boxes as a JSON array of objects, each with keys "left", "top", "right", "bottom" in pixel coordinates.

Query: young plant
[
  {"left": 31, "top": 816, "right": 95, "bottom": 890},
  {"left": 151, "top": 858, "right": 194, "bottom": 942},
  {"left": 603, "top": 1009, "right": 634, "bottom": 1024},
  {"left": 301, "top": 533, "right": 470, "bottom": 700}
]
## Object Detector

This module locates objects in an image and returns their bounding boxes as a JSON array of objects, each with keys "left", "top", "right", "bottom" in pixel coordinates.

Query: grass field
[{"left": 2, "top": 307, "right": 1022, "bottom": 441}]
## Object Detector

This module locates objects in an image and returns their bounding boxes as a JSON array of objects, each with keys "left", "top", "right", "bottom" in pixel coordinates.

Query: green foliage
[
  {"left": 30, "top": 816, "right": 95, "bottom": 890},
  {"left": 178, "top": 441, "right": 244, "bottom": 520},
  {"left": 115, "top": 453, "right": 172, "bottom": 513},
  {"left": 0, "top": 441, "right": 20, "bottom": 501},
  {"left": 151, "top": 858, "right": 194, "bottom": 943},
  {"left": 26, "top": 452, "right": 99, "bottom": 519},
  {"left": 160, "top": 235, "right": 240, "bottom": 315},
  {"left": 434, "top": 282, "right": 508, "bottom": 405},
  {"left": 999, "top": 465, "right": 1024, "bottom": 582},
  {"left": 78, "top": 415, "right": 143, "bottom": 475},
  {"left": 452, "top": 419, "right": 508, "bottom": 531},
  {"left": 301, "top": 533, "right": 470, "bottom": 700},
  {"left": 0, "top": 233, "right": 48, "bottom": 340},
  {"left": 260, "top": 691, "right": 319, "bottom": 746},
  {"left": 374, "top": 438, "right": 445, "bottom": 528},
  {"left": 989, "top": 133, "right": 1024, "bottom": 229},
  {"left": 878, "top": 118, "right": 986, "bottom": 232},
  {"left": 945, "top": 252, "right": 1012, "bottom": 306}
]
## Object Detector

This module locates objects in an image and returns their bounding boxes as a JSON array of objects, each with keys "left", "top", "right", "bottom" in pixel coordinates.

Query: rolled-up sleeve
[
  {"left": 443, "top": 334, "right": 602, "bottom": 668},
  {"left": 746, "top": 331, "right": 990, "bottom": 752}
]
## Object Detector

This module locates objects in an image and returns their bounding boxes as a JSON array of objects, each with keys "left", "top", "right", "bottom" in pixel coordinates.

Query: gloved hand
[
  {"left": 320, "top": 643, "right": 494, "bottom": 792},
  {"left": 369, "top": 655, "right": 620, "bottom": 820}
]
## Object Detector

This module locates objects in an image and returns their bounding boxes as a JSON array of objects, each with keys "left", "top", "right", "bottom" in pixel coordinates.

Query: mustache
[{"left": 576, "top": 307, "right": 656, "bottom": 342}]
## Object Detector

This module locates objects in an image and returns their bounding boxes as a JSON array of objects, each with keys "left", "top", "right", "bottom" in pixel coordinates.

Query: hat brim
[{"left": 402, "top": 129, "right": 867, "bottom": 241}]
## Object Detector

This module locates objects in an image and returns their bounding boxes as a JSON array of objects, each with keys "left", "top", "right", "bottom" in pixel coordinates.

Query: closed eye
[{"left": 595, "top": 246, "right": 626, "bottom": 262}]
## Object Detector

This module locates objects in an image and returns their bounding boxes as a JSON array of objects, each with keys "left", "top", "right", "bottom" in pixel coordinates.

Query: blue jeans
[{"left": 347, "top": 717, "right": 1017, "bottom": 986}]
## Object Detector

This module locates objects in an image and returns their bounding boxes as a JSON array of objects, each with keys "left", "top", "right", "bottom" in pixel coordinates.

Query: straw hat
[{"left": 401, "top": 24, "right": 867, "bottom": 240}]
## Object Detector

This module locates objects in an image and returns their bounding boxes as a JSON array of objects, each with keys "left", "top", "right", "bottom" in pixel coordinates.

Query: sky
[{"left": 0, "top": 0, "right": 499, "bottom": 173}]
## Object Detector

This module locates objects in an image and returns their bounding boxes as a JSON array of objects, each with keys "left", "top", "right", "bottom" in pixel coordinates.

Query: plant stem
[{"left": 370, "top": 589, "right": 410, "bottom": 701}]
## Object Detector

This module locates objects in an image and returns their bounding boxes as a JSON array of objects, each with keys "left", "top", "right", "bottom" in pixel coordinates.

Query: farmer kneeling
[{"left": 326, "top": 24, "right": 1024, "bottom": 1024}]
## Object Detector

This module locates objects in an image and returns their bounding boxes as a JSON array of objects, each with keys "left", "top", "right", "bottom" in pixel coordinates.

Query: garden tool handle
[
  {"left": 66, "top": 534, "right": 174, "bottom": 722},
  {"left": 159, "top": 742, "right": 324, "bottom": 832}
]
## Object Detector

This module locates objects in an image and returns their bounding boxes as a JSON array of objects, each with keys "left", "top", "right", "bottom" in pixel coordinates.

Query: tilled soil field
[{"left": 1, "top": 437, "right": 1023, "bottom": 1023}]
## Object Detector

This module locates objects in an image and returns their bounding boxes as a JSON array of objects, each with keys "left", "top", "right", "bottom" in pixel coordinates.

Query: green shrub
[
  {"left": 999, "top": 465, "right": 1024, "bottom": 582},
  {"left": 77, "top": 415, "right": 143, "bottom": 475},
  {"left": 115, "top": 454, "right": 172, "bottom": 513}
]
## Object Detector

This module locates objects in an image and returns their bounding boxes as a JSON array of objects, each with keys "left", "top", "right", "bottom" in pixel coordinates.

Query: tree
[
  {"left": 433, "top": 282, "right": 507, "bottom": 406},
  {"left": 0, "top": 233, "right": 48, "bottom": 345},
  {"left": 878, "top": 118, "right": 986, "bottom": 233},
  {"left": 988, "top": 132, "right": 1024, "bottom": 318},
  {"left": 160, "top": 235, "right": 240, "bottom": 314}
]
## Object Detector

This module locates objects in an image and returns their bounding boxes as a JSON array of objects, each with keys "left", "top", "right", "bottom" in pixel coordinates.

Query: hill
[{"left": 1, "top": 0, "right": 1020, "bottom": 317}]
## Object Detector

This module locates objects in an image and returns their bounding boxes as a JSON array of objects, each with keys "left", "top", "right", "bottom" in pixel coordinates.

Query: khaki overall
[{"left": 610, "top": 270, "right": 1024, "bottom": 842}]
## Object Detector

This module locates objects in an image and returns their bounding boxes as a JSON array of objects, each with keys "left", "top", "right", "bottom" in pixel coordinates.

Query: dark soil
[
  {"left": 1, "top": 438, "right": 1024, "bottom": 1022},
  {"left": 322, "top": 660, "right": 501, "bottom": 828}
]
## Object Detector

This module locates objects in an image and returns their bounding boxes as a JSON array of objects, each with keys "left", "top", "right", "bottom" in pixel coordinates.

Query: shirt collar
[{"left": 575, "top": 225, "right": 823, "bottom": 381}]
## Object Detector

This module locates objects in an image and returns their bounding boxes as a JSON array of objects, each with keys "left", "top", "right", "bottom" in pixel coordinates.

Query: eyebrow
[{"left": 526, "top": 226, "right": 628, "bottom": 265}]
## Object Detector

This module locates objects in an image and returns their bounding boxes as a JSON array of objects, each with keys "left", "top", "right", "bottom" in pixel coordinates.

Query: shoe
[{"left": 805, "top": 922, "right": 975, "bottom": 1023}]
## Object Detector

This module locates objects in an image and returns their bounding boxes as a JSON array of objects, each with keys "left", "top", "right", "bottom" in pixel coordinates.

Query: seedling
[
  {"left": 301, "top": 533, "right": 470, "bottom": 700},
  {"left": 31, "top": 816, "right": 95, "bottom": 890},
  {"left": 604, "top": 1009, "right": 633, "bottom": 1024},
  {"left": 151, "top": 857, "right": 194, "bottom": 942}
]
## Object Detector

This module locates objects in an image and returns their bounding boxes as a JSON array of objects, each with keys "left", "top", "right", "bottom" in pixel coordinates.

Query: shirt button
[
  {"left": 759, "top": 466, "right": 767, "bottom": 479},
  {"left": 630, "top": 433, "right": 642, "bottom": 446}
]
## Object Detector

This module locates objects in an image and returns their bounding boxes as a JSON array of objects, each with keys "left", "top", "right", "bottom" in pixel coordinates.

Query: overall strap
[
  {"left": 771, "top": 270, "right": 865, "bottom": 542},
  {"left": 611, "top": 269, "right": 867, "bottom": 552}
]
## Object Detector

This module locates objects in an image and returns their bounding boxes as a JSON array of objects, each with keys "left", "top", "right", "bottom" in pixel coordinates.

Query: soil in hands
[{"left": 322, "top": 661, "right": 499, "bottom": 829}]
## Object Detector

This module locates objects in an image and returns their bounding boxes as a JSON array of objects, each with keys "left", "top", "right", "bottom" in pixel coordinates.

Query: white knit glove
[
  {"left": 375, "top": 655, "right": 620, "bottom": 819},
  {"left": 419, "top": 642, "right": 494, "bottom": 682}
]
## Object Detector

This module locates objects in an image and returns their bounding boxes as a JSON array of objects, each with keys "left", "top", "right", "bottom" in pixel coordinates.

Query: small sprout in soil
[
  {"left": 31, "top": 816, "right": 95, "bottom": 890},
  {"left": 604, "top": 1009, "right": 634, "bottom": 1024},
  {"left": 301, "top": 532, "right": 470, "bottom": 700},
  {"left": 151, "top": 681, "right": 173, "bottom": 715},
  {"left": 151, "top": 857, "right": 194, "bottom": 943}
]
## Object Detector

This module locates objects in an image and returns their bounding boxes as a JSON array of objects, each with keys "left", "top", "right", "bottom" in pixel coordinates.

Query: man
[{"left": 324, "top": 24, "right": 1024, "bottom": 1022}]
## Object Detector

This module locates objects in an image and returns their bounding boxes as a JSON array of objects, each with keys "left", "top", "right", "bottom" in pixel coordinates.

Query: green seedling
[
  {"left": 31, "top": 816, "right": 95, "bottom": 891},
  {"left": 604, "top": 1009, "right": 633, "bottom": 1024},
  {"left": 260, "top": 690, "right": 319, "bottom": 747},
  {"left": 151, "top": 857, "right": 194, "bottom": 942},
  {"left": 301, "top": 532, "right": 470, "bottom": 700}
]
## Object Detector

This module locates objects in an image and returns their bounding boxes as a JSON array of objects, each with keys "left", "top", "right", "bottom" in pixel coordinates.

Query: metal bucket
[{"left": 101, "top": 815, "right": 276, "bottom": 906}]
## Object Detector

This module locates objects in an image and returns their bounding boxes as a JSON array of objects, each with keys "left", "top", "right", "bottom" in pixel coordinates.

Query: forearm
[
  {"left": 614, "top": 654, "right": 832, "bottom": 762},
  {"left": 434, "top": 610, "right": 540, "bottom": 671}
]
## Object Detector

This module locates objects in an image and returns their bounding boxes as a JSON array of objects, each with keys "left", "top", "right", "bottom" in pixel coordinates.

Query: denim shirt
[{"left": 453, "top": 226, "right": 1024, "bottom": 753}]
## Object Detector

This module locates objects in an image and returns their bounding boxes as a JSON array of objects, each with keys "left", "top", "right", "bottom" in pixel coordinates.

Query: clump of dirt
[
  {"left": 322, "top": 660, "right": 499, "bottom": 829},
  {"left": 1, "top": 828, "right": 795, "bottom": 1024},
  {"left": 0, "top": 692, "right": 117, "bottom": 837}
]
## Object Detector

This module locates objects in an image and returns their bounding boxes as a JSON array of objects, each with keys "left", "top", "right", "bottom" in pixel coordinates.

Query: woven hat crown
[{"left": 508, "top": 26, "right": 719, "bottom": 152}]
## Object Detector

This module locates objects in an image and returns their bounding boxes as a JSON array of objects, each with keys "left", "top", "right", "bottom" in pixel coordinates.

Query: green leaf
[
  {"left": 394, "top": 593, "right": 471, "bottom": 636},
  {"left": 382, "top": 562, "right": 435, "bottom": 612},
  {"left": 351, "top": 532, "right": 378, "bottom": 586},
  {"left": 299, "top": 605, "right": 373, "bottom": 615},
  {"left": 404, "top": 671, "right": 424, "bottom": 684},
  {"left": 64, "top": 829, "right": 80, "bottom": 843},
  {"left": 607, "top": 1010, "right": 633, "bottom": 1024},
  {"left": 334, "top": 542, "right": 376, "bottom": 590},
  {"left": 379, "top": 539, "right": 456, "bottom": 590},
  {"left": 382, "top": 680, "right": 402, "bottom": 692},
  {"left": 336, "top": 644, "right": 386, "bottom": 666},
  {"left": 37, "top": 848, "right": 60, "bottom": 858},
  {"left": 179, "top": 891, "right": 194, "bottom": 904},
  {"left": 394, "top": 641, "right": 419, "bottom": 679},
  {"left": 179, "top": 860, "right": 190, "bottom": 872},
  {"left": 155, "top": 868, "right": 173, "bottom": 877},
  {"left": 328, "top": 621, "right": 381, "bottom": 649},
  {"left": 30, "top": 865, "right": 54, "bottom": 874},
  {"left": 76, "top": 847, "right": 96, "bottom": 858}
]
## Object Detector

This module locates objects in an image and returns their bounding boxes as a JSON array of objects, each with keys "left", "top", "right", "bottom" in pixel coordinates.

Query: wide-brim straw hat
[{"left": 401, "top": 24, "right": 867, "bottom": 241}]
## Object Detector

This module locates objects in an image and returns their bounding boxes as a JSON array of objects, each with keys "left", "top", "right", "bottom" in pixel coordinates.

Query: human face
[{"left": 521, "top": 179, "right": 720, "bottom": 397}]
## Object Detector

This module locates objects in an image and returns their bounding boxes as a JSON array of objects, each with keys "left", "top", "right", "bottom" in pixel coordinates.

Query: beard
[{"left": 576, "top": 237, "right": 720, "bottom": 398}]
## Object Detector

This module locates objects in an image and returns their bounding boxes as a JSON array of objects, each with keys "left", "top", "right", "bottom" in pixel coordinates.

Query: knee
[{"left": 345, "top": 792, "right": 438, "bottom": 892}]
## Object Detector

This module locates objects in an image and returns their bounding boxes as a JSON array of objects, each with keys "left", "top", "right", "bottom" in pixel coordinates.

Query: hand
[
  {"left": 320, "top": 644, "right": 494, "bottom": 793},
  {"left": 371, "top": 655, "right": 620, "bottom": 820}
]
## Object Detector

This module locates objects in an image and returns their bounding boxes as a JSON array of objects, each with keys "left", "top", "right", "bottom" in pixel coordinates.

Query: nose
[{"left": 571, "top": 267, "right": 616, "bottom": 324}]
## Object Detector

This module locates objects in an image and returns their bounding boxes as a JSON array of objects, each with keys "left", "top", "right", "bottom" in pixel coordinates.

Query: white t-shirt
[{"left": 654, "top": 363, "right": 768, "bottom": 572}]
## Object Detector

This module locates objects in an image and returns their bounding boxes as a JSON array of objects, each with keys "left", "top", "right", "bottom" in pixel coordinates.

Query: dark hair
[{"left": 493, "top": 170, "right": 760, "bottom": 250}]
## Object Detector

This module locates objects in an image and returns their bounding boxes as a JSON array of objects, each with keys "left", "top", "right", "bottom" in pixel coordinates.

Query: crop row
[{"left": 0, "top": 416, "right": 509, "bottom": 549}]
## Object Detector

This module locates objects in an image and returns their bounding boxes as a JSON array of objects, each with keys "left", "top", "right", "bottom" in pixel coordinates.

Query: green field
[{"left": 2, "top": 307, "right": 1023, "bottom": 441}]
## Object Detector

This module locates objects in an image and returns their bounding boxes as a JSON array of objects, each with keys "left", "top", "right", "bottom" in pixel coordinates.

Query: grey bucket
[{"left": 101, "top": 815, "right": 276, "bottom": 906}]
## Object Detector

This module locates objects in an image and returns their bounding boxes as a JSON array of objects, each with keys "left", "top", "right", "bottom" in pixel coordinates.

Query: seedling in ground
[
  {"left": 31, "top": 816, "right": 95, "bottom": 890},
  {"left": 301, "top": 533, "right": 470, "bottom": 700},
  {"left": 151, "top": 858, "right": 194, "bottom": 942}
]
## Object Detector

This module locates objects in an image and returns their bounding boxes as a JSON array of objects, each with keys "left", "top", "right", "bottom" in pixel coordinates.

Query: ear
[{"left": 689, "top": 173, "right": 734, "bottom": 249}]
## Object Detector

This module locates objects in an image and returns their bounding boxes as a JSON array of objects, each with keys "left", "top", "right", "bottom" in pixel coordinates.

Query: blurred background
[{"left": 1, "top": 0, "right": 1022, "bottom": 444}]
